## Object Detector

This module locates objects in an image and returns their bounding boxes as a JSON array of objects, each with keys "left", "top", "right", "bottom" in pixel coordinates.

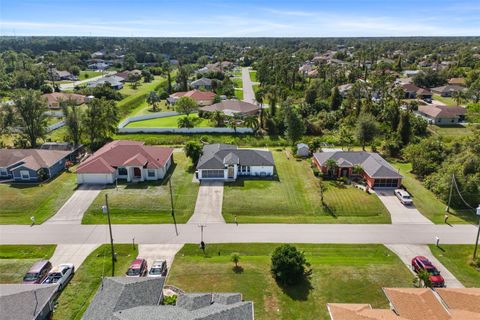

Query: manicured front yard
[
  {"left": 392, "top": 161, "right": 475, "bottom": 224},
  {"left": 53, "top": 244, "right": 137, "bottom": 320},
  {"left": 0, "top": 245, "right": 56, "bottom": 283},
  {"left": 167, "top": 243, "right": 413, "bottom": 320},
  {"left": 429, "top": 245, "right": 480, "bottom": 287},
  {"left": 235, "top": 88, "right": 244, "bottom": 100},
  {"left": 125, "top": 114, "right": 210, "bottom": 128},
  {"left": 249, "top": 70, "right": 257, "bottom": 82},
  {"left": 82, "top": 152, "right": 198, "bottom": 224},
  {"left": 223, "top": 151, "right": 391, "bottom": 223},
  {"left": 0, "top": 170, "right": 78, "bottom": 224},
  {"left": 432, "top": 94, "right": 458, "bottom": 106},
  {"left": 232, "top": 77, "right": 243, "bottom": 88}
]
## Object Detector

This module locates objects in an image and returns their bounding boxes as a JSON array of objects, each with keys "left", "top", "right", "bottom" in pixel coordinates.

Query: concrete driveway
[
  {"left": 376, "top": 190, "right": 433, "bottom": 224},
  {"left": 138, "top": 244, "right": 184, "bottom": 273},
  {"left": 49, "top": 243, "right": 100, "bottom": 268},
  {"left": 241, "top": 67, "right": 256, "bottom": 104},
  {"left": 188, "top": 181, "right": 225, "bottom": 224},
  {"left": 386, "top": 244, "right": 464, "bottom": 288},
  {"left": 45, "top": 184, "right": 103, "bottom": 224}
]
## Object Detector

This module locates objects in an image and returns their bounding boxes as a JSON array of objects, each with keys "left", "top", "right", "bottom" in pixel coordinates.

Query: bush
[
  {"left": 162, "top": 295, "right": 177, "bottom": 305},
  {"left": 271, "top": 244, "right": 308, "bottom": 285}
]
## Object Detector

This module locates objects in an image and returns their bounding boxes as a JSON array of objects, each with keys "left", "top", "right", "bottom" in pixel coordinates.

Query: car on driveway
[
  {"left": 411, "top": 256, "right": 445, "bottom": 287},
  {"left": 395, "top": 189, "right": 413, "bottom": 205},
  {"left": 148, "top": 260, "right": 168, "bottom": 277},
  {"left": 23, "top": 260, "right": 52, "bottom": 284},
  {"left": 43, "top": 263, "right": 75, "bottom": 290},
  {"left": 126, "top": 258, "right": 148, "bottom": 277}
]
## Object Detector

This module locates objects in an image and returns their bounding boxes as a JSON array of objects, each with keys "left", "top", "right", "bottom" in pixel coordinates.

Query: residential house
[
  {"left": 417, "top": 105, "right": 466, "bottom": 125},
  {"left": 190, "top": 77, "right": 213, "bottom": 90},
  {"left": 168, "top": 90, "right": 216, "bottom": 106},
  {"left": 296, "top": 143, "right": 310, "bottom": 157},
  {"left": 87, "top": 75, "right": 124, "bottom": 90},
  {"left": 431, "top": 84, "right": 465, "bottom": 97},
  {"left": 338, "top": 83, "right": 354, "bottom": 97},
  {"left": 312, "top": 151, "right": 402, "bottom": 189},
  {"left": 200, "top": 100, "right": 260, "bottom": 116},
  {"left": 416, "top": 88, "right": 432, "bottom": 100},
  {"left": 91, "top": 51, "right": 105, "bottom": 59},
  {"left": 403, "top": 70, "right": 421, "bottom": 77},
  {"left": 448, "top": 77, "right": 466, "bottom": 87},
  {"left": 196, "top": 144, "right": 274, "bottom": 181},
  {"left": 49, "top": 68, "right": 76, "bottom": 81},
  {"left": 88, "top": 62, "right": 109, "bottom": 70},
  {"left": 0, "top": 284, "right": 59, "bottom": 320},
  {"left": 327, "top": 288, "right": 480, "bottom": 320},
  {"left": 401, "top": 83, "right": 421, "bottom": 99},
  {"left": 76, "top": 140, "right": 173, "bottom": 184},
  {"left": 83, "top": 277, "right": 254, "bottom": 320},
  {"left": 42, "top": 92, "right": 86, "bottom": 109},
  {"left": 0, "top": 149, "right": 74, "bottom": 182}
]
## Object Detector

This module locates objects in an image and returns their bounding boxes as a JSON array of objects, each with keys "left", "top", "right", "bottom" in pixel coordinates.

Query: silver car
[
  {"left": 42, "top": 263, "right": 75, "bottom": 291},
  {"left": 148, "top": 260, "right": 168, "bottom": 277},
  {"left": 395, "top": 189, "right": 413, "bottom": 205}
]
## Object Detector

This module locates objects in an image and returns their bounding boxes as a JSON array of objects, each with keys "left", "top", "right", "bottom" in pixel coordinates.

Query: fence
[
  {"left": 118, "top": 111, "right": 179, "bottom": 128},
  {"left": 46, "top": 120, "right": 65, "bottom": 132}
]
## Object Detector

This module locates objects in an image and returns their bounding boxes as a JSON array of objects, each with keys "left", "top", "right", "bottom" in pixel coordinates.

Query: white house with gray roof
[{"left": 196, "top": 144, "right": 274, "bottom": 181}]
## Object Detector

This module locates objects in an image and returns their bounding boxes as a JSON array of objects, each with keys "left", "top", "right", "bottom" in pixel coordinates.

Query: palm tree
[
  {"left": 452, "top": 90, "right": 465, "bottom": 106},
  {"left": 243, "top": 115, "right": 259, "bottom": 131},
  {"left": 413, "top": 269, "right": 432, "bottom": 288},
  {"left": 325, "top": 159, "right": 338, "bottom": 177},
  {"left": 211, "top": 110, "right": 225, "bottom": 127},
  {"left": 255, "top": 89, "right": 265, "bottom": 129},
  {"left": 227, "top": 116, "right": 238, "bottom": 133},
  {"left": 147, "top": 91, "right": 160, "bottom": 112},
  {"left": 231, "top": 252, "right": 240, "bottom": 268}
]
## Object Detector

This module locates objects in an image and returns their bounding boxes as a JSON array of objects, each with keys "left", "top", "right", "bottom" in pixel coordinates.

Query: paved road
[
  {"left": 187, "top": 181, "right": 225, "bottom": 224},
  {"left": 386, "top": 244, "right": 464, "bottom": 288},
  {"left": 49, "top": 244, "right": 100, "bottom": 268},
  {"left": 241, "top": 67, "right": 256, "bottom": 104},
  {"left": 59, "top": 71, "right": 116, "bottom": 91},
  {"left": 1, "top": 223, "right": 476, "bottom": 245},
  {"left": 375, "top": 190, "right": 433, "bottom": 224},
  {"left": 45, "top": 184, "right": 103, "bottom": 224},
  {"left": 138, "top": 244, "right": 184, "bottom": 273}
]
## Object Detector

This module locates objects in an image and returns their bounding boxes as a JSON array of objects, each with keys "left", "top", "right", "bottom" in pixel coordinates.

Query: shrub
[
  {"left": 162, "top": 295, "right": 177, "bottom": 305},
  {"left": 271, "top": 244, "right": 308, "bottom": 285}
]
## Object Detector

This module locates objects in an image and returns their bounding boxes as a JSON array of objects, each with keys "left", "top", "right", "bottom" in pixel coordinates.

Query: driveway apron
[
  {"left": 375, "top": 190, "right": 433, "bottom": 224},
  {"left": 188, "top": 181, "right": 225, "bottom": 224}
]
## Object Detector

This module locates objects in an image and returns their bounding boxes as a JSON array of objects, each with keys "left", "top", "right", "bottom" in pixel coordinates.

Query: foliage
[
  {"left": 413, "top": 69, "right": 447, "bottom": 88},
  {"left": 175, "top": 96, "right": 198, "bottom": 116},
  {"left": 146, "top": 90, "right": 160, "bottom": 112},
  {"left": 284, "top": 106, "right": 306, "bottom": 145},
  {"left": 82, "top": 98, "right": 118, "bottom": 149},
  {"left": 271, "top": 244, "right": 308, "bottom": 285},
  {"left": 403, "top": 138, "right": 445, "bottom": 178},
  {"left": 413, "top": 269, "right": 432, "bottom": 288},
  {"left": 62, "top": 100, "right": 83, "bottom": 146},
  {"left": 184, "top": 141, "right": 203, "bottom": 164},
  {"left": 162, "top": 295, "right": 177, "bottom": 305},
  {"left": 355, "top": 113, "right": 378, "bottom": 150},
  {"left": 231, "top": 252, "right": 240, "bottom": 267},
  {"left": 397, "top": 111, "right": 412, "bottom": 145}
]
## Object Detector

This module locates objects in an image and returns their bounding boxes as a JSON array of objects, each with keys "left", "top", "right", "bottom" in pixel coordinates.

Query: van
[{"left": 23, "top": 260, "right": 52, "bottom": 284}]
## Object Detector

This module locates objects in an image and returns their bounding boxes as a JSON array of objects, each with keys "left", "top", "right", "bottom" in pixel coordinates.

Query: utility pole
[
  {"left": 102, "top": 194, "right": 115, "bottom": 276},
  {"left": 446, "top": 174, "right": 454, "bottom": 213},
  {"left": 169, "top": 178, "right": 178, "bottom": 236},
  {"left": 473, "top": 205, "right": 480, "bottom": 259}
]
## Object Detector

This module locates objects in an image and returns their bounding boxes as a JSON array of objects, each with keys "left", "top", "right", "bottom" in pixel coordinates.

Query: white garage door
[{"left": 78, "top": 173, "right": 113, "bottom": 184}]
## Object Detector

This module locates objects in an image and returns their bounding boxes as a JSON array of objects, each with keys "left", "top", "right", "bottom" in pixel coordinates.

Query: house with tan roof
[
  {"left": 167, "top": 90, "right": 216, "bottom": 106},
  {"left": 42, "top": 92, "right": 87, "bottom": 109},
  {"left": 76, "top": 140, "right": 173, "bottom": 184},
  {"left": 327, "top": 288, "right": 480, "bottom": 320},
  {"left": 431, "top": 84, "right": 465, "bottom": 97},
  {"left": 448, "top": 78, "right": 466, "bottom": 87},
  {"left": 417, "top": 105, "right": 466, "bottom": 125},
  {"left": 200, "top": 100, "right": 260, "bottom": 116}
]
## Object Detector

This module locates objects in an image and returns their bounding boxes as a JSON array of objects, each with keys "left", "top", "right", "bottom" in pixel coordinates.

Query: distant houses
[
  {"left": 167, "top": 90, "right": 216, "bottom": 106},
  {"left": 417, "top": 105, "right": 466, "bottom": 125},
  {"left": 87, "top": 75, "right": 124, "bottom": 90},
  {"left": 431, "top": 84, "right": 465, "bottom": 97},
  {"left": 42, "top": 92, "right": 87, "bottom": 109},
  {"left": 49, "top": 68, "right": 77, "bottom": 81},
  {"left": 190, "top": 77, "right": 213, "bottom": 90}
]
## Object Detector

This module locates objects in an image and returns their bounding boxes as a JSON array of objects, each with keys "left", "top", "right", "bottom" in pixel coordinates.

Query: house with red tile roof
[
  {"left": 76, "top": 141, "right": 173, "bottom": 184},
  {"left": 168, "top": 90, "right": 216, "bottom": 106}
]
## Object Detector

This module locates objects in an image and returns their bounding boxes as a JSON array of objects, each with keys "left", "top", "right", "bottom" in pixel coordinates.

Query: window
[
  {"left": 0, "top": 168, "right": 7, "bottom": 176},
  {"left": 118, "top": 167, "right": 127, "bottom": 176},
  {"left": 20, "top": 170, "right": 30, "bottom": 180},
  {"left": 147, "top": 170, "right": 155, "bottom": 177}
]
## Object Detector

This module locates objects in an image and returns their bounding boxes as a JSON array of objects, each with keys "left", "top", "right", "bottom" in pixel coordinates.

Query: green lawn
[
  {"left": 118, "top": 76, "right": 167, "bottom": 119},
  {"left": 53, "top": 244, "right": 137, "bottom": 320},
  {"left": 223, "top": 151, "right": 391, "bottom": 223},
  {"left": 79, "top": 70, "right": 102, "bottom": 81},
  {"left": 132, "top": 100, "right": 170, "bottom": 116},
  {"left": 392, "top": 161, "right": 475, "bottom": 224},
  {"left": 429, "top": 245, "right": 480, "bottom": 287},
  {"left": 82, "top": 152, "right": 198, "bottom": 224},
  {"left": 253, "top": 84, "right": 259, "bottom": 93},
  {"left": 0, "top": 170, "right": 78, "bottom": 224},
  {"left": 432, "top": 94, "right": 458, "bottom": 106},
  {"left": 235, "top": 88, "right": 244, "bottom": 100},
  {"left": 249, "top": 70, "right": 257, "bottom": 82},
  {"left": 0, "top": 245, "right": 56, "bottom": 283},
  {"left": 428, "top": 124, "right": 473, "bottom": 139},
  {"left": 125, "top": 114, "right": 211, "bottom": 128},
  {"left": 167, "top": 244, "right": 413, "bottom": 320},
  {"left": 232, "top": 77, "right": 243, "bottom": 88}
]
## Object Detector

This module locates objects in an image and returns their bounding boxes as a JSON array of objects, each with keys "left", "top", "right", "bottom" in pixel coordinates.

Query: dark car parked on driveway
[
  {"left": 126, "top": 258, "right": 148, "bottom": 277},
  {"left": 411, "top": 256, "right": 445, "bottom": 287},
  {"left": 23, "top": 260, "right": 52, "bottom": 284}
]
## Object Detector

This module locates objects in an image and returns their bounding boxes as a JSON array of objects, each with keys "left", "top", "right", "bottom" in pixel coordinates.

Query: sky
[{"left": 1, "top": 0, "right": 480, "bottom": 37}]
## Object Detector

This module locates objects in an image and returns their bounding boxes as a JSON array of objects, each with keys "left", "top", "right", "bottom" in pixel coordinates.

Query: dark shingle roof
[{"left": 197, "top": 144, "right": 274, "bottom": 170}]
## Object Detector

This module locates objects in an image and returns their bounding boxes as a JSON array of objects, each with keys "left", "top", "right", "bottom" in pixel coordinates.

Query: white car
[
  {"left": 395, "top": 189, "right": 413, "bottom": 205},
  {"left": 42, "top": 263, "right": 75, "bottom": 290},
  {"left": 148, "top": 260, "right": 168, "bottom": 277}
]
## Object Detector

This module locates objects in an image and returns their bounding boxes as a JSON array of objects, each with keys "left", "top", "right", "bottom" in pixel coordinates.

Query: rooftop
[{"left": 197, "top": 144, "right": 274, "bottom": 170}]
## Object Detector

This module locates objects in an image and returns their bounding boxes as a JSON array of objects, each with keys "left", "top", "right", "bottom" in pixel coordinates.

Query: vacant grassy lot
[
  {"left": 429, "top": 245, "right": 480, "bottom": 288},
  {"left": 167, "top": 244, "right": 413, "bottom": 320},
  {"left": 125, "top": 114, "right": 210, "bottom": 128},
  {"left": 0, "top": 170, "right": 78, "bottom": 224},
  {"left": 428, "top": 124, "right": 473, "bottom": 139},
  {"left": 0, "top": 245, "right": 56, "bottom": 283},
  {"left": 392, "top": 161, "right": 475, "bottom": 224},
  {"left": 249, "top": 70, "right": 257, "bottom": 82},
  {"left": 132, "top": 100, "right": 170, "bottom": 116},
  {"left": 79, "top": 70, "right": 101, "bottom": 80},
  {"left": 82, "top": 152, "right": 198, "bottom": 224},
  {"left": 235, "top": 88, "right": 244, "bottom": 100},
  {"left": 53, "top": 244, "right": 137, "bottom": 320},
  {"left": 223, "top": 151, "right": 390, "bottom": 223}
]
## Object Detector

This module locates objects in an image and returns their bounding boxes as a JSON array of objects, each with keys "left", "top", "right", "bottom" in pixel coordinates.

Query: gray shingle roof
[
  {"left": 197, "top": 144, "right": 274, "bottom": 170},
  {"left": 313, "top": 151, "right": 402, "bottom": 179},
  {"left": 191, "top": 78, "right": 212, "bottom": 86},
  {"left": 0, "top": 284, "right": 59, "bottom": 320},
  {"left": 82, "top": 277, "right": 165, "bottom": 320}
]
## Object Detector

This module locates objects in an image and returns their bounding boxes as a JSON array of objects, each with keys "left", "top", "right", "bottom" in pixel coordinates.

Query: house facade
[
  {"left": 196, "top": 144, "right": 274, "bottom": 181},
  {"left": 199, "top": 100, "right": 260, "bottom": 116},
  {"left": 168, "top": 90, "right": 216, "bottom": 106},
  {"left": 76, "top": 140, "right": 173, "bottom": 184},
  {"left": 0, "top": 149, "right": 72, "bottom": 182},
  {"left": 313, "top": 151, "right": 402, "bottom": 189},
  {"left": 417, "top": 105, "right": 466, "bottom": 125}
]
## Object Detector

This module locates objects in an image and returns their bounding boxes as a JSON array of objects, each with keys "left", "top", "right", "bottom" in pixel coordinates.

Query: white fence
[
  {"left": 117, "top": 111, "right": 254, "bottom": 134},
  {"left": 47, "top": 120, "right": 65, "bottom": 132}
]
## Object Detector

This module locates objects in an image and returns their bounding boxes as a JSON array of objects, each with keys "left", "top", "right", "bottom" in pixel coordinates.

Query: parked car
[
  {"left": 23, "top": 260, "right": 52, "bottom": 284},
  {"left": 126, "top": 258, "right": 148, "bottom": 277},
  {"left": 423, "top": 97, "right": 432, "bottom": 103},
  {"left": 148, "top": 260, "right": 168, "bottom": 277},
  {"left": 411, "top": 256, "right": 445, "bottom": 287},
  {"left": 43, "top": 263, "right": 75, "bottom": 290},
  {"left": 395, "top": 189, "right": 413, "bottom": 205}
]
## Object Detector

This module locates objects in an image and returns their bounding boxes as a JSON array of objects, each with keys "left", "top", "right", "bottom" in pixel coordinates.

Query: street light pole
[
  {"left": 473, "top": 205, "right": 480, "bottom": 259},
  {"left": 169, "top": 178, "right": 178, "bottom": 236},
  {"left": 102, "top": 194, "right": 115, "bottom": 276}
]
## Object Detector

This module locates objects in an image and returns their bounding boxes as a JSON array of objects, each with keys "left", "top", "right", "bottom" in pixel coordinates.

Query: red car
[
  {"left": 126, "top": 258, "right": 148, "bottom": 277},
  {"left": 411, "top": 256, "right": 445, "bottom": 287}
]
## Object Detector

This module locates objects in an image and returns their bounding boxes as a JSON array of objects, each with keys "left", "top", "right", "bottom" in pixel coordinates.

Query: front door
[
  {"left": 133, "top": 167, "right": 141, "bottom": 178},
  {"left": 227, "top": 166, "right": 235, "bottom": 179},
  {"left": 341, "top": 168, "right": 349, "bottom": 177}
]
